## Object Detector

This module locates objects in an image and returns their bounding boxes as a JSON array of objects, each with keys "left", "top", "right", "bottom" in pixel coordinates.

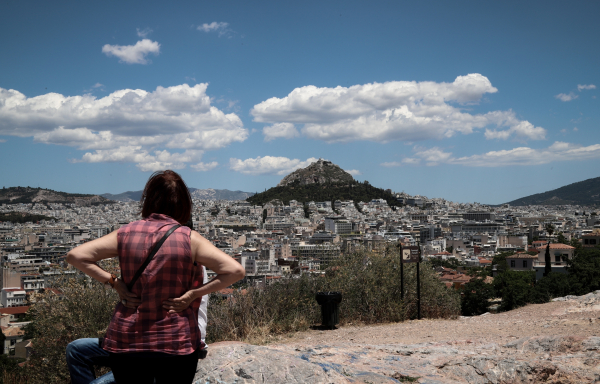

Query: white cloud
[
  {"left": 450, "top": 142, "right": 600, "bottom": 167},
  {"left": 0, "top": 139, "right": 5, "bottom": 143},
  {"left": 555, "top": 92, "right": 578, "bottom": 102},
  {"left": 578, "top": 84, "right": 596, "bottom": 91},
  {"left": 77, "top": 147, "right": 204, "bottom": 172},
  {"left": 102, "top": 39, "right": 160, "bottom": 64},
  {"left": 384, "top": 141, "right": 600, "bottom": 168},
  {"left": 190, "top": 161, "right": 219, "bottom": 172},
  {"left": 0, "top": 84, "right": 247, "bottom": 170},
  {"left": 136, "top": 28, "right": 153, "bottom": 38},
  {"left": 345, "top": 169, "right": 361, "bottom": 176},
  {"left": 252, "top": 74, "right": 544, "bottom": 143},
  {"left": 197, "top": 22, "right": 231, "bottom": 37},
  {"left": 229, "top": 156, "right": 319, "bottom": 175},
  {"left": 263, "top": 123, "right": 300, "bottom": 141},
  {"left": 484, "top": 120, "right": 546, "bottom": 141},
  {"left": 92, "top": 83, "right": 103, "bottom": 89},
  {"left": 574, "top": 127, "right": 579, "bottom": 132}
]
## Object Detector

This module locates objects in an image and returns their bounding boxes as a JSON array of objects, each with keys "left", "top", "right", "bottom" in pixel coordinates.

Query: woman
[{"left": 67, "top": 170, "right": 245, "bottom": 383}]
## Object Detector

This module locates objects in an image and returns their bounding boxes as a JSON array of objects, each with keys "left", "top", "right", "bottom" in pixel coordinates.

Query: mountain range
[
  {"left": 505, "top": 176, "right": 600, "bottom": 206},
  {"left": 101, "top": 188, "right": 255, "bottom": 202}
]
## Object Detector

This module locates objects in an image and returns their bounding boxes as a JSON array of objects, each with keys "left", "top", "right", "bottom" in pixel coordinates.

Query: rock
[{"left": 193, "top": 342, "right": 350, "bottom": 383}]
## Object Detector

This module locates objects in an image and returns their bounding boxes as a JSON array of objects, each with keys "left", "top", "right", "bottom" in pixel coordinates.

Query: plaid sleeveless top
[{"left": 103, "top": 213, "right": 203, "bottom": 354}]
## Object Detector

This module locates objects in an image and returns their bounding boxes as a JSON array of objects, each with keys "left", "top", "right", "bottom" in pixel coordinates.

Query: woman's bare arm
[
  {"left": 162, "top": 231, "right": 245, "bottom": 313},
  {"left": 66, "top": 230, "right": 119, "bottom": 283},
  {"left": 66, "top": 231, "right": 142, "bottom": 307}
]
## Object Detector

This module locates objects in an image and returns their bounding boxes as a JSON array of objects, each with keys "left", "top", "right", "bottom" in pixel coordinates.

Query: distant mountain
[
  {"left": 506, "top": 176, "right": 600, "bottom": 206},
  {"left": 189, "top": 188, "right": 254, "bottom": 200},
  {"left": 101, "top": 190, "right": 143, "bottom": 202},
  {"left": 0, "top": 187, "right": 110, "bottom": 205},
  {"left": 247, "top": 159, "right": 400, "bottom": 207},
  {"left": 102, "top": 188, "right": 254, "bottom": 202}
]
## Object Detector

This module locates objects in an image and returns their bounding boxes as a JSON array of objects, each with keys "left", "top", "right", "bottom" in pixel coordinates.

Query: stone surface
[{"left": 193, "top": 293, "right": 600, "bottom": 383}]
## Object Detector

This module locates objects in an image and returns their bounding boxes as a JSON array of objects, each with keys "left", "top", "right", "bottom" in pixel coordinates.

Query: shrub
[
  {"left": 461, "top": 278, "right": 494, "bottom": 316},
  {"left": 23, "top": 262, "right": 119, "bottom": 384},
  {"left": 207, "top": 246, "right": 461, "bottom": 343}
]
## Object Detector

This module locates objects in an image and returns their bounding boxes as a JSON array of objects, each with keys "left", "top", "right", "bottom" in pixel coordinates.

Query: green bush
[
  {"left": 461, "top": 278, "right": 494, "bottom": 316},
  {"left": 23, "top": 263, "right": 119, "bottom": 384}
]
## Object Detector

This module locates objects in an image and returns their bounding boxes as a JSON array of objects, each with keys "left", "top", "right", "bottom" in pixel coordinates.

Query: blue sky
[{"left": 1, "top": 1, "right": 598, "bottom": 204}]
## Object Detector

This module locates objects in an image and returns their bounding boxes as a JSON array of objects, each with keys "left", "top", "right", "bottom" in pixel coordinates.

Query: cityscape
[
  {"left": 1, "top": 1, "right": 600, "bottom": 382},
  {"left": 1, "top": 158, "right": 599, "bottom": 357}
]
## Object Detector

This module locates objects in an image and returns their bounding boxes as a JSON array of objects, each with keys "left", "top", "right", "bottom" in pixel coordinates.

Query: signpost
[{"left": 397, "top": 242, "right": 422, "bottom": 319}]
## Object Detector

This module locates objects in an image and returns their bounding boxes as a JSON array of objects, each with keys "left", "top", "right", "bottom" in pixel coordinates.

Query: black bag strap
[{"left": 126, "top": 224, "right": 181, "bottom": 291}]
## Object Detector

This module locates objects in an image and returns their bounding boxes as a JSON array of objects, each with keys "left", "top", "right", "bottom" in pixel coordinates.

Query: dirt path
[{"left": 281, "top": 299, "right": 600, "bottom": 348}]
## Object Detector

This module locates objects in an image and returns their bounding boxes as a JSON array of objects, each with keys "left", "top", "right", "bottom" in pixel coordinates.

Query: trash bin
[{"left": 315, "top": 291, "right": 342, "bottom": 329}]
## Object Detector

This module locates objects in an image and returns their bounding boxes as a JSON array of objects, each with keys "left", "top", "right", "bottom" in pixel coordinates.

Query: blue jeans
[{"left": 66, "top": 338, "right": 114, "bottom": 384}]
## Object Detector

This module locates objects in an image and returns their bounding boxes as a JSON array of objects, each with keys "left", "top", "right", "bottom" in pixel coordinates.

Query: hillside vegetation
[
  {"left": 247, "top": 179, "right": 401, "bottom": 207},
  {"left": 0, "top": 187, "right": 109, "bottom": 206},
  {"left": 506, "top": 176, "right": 600, "bottom": 206}
]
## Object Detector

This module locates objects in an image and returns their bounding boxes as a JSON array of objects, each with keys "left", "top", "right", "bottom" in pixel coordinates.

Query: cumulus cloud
[
  {"left": 252, "top": 74, "right": 545, "bottom": 143},
  {"left": 197, "top": 22, "right": 231, "bottom": 37},
  {"left": 391, "top": 142, "right": 600, "bottom": 167},
  {"left": 229, "top": 156, "right": 319, "bottom": 175},
  {"left": 263, "top": 123, "right": 300, "bottom": 141},
  {"left": 578, "top": 84, "right": 596, "bottom": 91},
  {"left": 77, "top": 147, "right": 204, "bottom": 172},
  {"left": 0, "top": 84, "right": 247, "bottom": 170},
  {"left": 102, "top": 39, "right": 160, "bottom": 64},
  {"left": 345, "top": 169, "right": 361, "bottom": 176},
  {"left": 191, "top": 161, "right": 219, "bottom": 172},
  {"left": 555, "top": 92, "right": 578, "bottom": 102}
]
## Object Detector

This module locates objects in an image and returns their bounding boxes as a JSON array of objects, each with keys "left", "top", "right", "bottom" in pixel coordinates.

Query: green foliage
[
  {"left": 24, "top": 263, "right": 119, "bottom": 384},
  {"left": 491, "top": 252, "right": 511, "bottom": 273},
  {"left": 0, "top": 212, "right": 55, "bottom": 224},
  {"left": 0, "top": 354, "right": 27, "bottom": 383},
  {"left": 246, "top": 180, "right": 400, "bottom": 207},
  {"left": 428, "top": 257, "right": 459, "bottom": 270},
  {"left": 493, "top": 270, "right": 536, "bottom": 312},
  {"left": 566, "top": 247, "right": 600, "bottom": 295},
  {"left": 461, "top": 278, "right": 494, "bottom": 316},
  {"left": 556, "top": 232, "right": 568, "bottom": 245},
  {"left": 207, "top": 247, "right": 460, "bottom": 343},
  {"left": 530, "top": 273, "right": 571, "bottom": 304}
]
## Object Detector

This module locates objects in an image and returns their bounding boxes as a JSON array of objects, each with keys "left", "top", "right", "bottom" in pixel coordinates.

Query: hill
[
  {"left": 277, "top": 159, "right": 354, "bottom": 186},
  {"left": 102, "top": 188, "right": 254, "bottom": 202},
  {"left": 0, "top": 187, "right": 110, "bottom": 206},
  {"left": 506, "top": 176, "right": 600, "bottom": 206},
  {"left": 247, "top": 159, "right": 400, "bottom": 207}
]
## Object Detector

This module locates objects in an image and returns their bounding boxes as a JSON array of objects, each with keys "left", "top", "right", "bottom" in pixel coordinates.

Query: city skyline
[{"left": 1, "top": 1, "right": 599, "bottom": 204}]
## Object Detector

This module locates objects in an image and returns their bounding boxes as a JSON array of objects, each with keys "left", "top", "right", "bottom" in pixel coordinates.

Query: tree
[
  {"left": 545, "top": 223, "right": 555, "bottom": 236},
  {"left": 262, "top": 209, "right": 267, "bottom": 223},
  {"left": 544, "top": 242, "right": 552, "bottom": 277},
  {"left": 461, "top": 278, "right": 494, "bottom": 316},
  {"left": 556, "top": 232, "right": 568, "bottom": 245},
  {"left": 493, "top": 270, "right": 535, "bottom": 312}
]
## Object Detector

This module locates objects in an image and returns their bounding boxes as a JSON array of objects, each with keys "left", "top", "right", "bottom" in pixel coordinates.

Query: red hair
[{"left": 140, "top": 170, "right": 192, "bottom": 224}]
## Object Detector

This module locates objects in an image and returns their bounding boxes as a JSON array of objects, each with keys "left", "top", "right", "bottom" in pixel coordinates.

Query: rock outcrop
[
  {"left": 194, "top": 292, "right": 600, "bottom": 383},
  {"left": 277, "top": 159, "right": 354, "bottom": 187}
]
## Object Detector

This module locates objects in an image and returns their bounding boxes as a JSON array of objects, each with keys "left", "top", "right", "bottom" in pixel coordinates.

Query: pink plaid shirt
[{"left": 103, "top": 213, "right": 203, "bottom": 355}]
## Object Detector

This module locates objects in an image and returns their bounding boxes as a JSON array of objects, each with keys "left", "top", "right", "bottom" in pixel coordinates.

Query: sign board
[{"left": 402, "top": 246, "right": 420, "bottom": 263}]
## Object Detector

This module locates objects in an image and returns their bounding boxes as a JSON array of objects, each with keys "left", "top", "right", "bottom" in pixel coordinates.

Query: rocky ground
[{"left": 193, "top": 292, "right": 600, "bottom": 383}]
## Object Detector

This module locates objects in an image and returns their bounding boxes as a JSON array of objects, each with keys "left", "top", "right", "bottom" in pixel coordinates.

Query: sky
[{"left": 1, "top": 1, "right": 599, "bottom": 204}]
